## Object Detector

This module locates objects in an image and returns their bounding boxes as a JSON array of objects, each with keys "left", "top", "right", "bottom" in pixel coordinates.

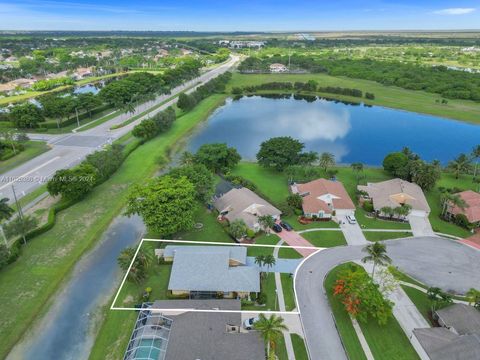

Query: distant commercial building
[{"left": 269, "top": 63, "right": 289, "bottom": 73}]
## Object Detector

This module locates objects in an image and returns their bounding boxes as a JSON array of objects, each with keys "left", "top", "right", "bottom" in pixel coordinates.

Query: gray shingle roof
[
  {"left": 214, "top": 187, "right": 281, "bottom": 229},
  {"left": 166, "top": 246, "right": 260, "bottom": 293},
  {"left": 414, "top": 328, "right": 480, "bottom": 360},
  {"left": 436, "top": 303, "right": 480, "bottom": 335},
  {"left": 165, "top": 309, "right": 265, "bottom": 360}
]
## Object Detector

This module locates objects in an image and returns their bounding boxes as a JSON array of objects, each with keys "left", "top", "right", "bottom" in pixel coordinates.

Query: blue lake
[{"left": 187, "top": 95, "right": 480, "bottom": 165}]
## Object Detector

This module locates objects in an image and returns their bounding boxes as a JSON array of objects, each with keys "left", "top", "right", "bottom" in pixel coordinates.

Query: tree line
[
  {"left": 239, "top": 55, "right": 480, "bottom": 102},
  {"left": 2, "top": 59, "right": 202, "bottom": 129},
  {"left": 232, "top": 81, "right": 374, "bottom": 100}
]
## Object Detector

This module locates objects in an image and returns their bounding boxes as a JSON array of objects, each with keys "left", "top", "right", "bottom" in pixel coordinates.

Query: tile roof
[
  {"left": 214, "top": 188, "right": 281, "bottom": 229},
  {"left": 449, "top": 190, "right": 480, "bottom": 223},
  {"left": 358, "top": 178, "right": 430, "bottom": 213},
  {"left": 292, "top": 178, "right": 355, "bottom": 214}
]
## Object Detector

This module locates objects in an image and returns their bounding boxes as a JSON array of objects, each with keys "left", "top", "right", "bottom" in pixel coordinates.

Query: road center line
[{"left": 0, "top": 156, "right": 61, "bottom": 190}]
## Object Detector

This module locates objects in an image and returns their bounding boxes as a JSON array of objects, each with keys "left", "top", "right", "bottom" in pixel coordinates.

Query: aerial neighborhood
[{"left": 0, "top": 20, "right": 480, "bottom": 360}]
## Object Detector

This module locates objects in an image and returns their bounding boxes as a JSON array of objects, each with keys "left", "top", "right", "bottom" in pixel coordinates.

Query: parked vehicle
[
  {"left": 272, "top": 223, "right": 283, "bottom": 233},
  {"left": 243, "top": 316, "right": 260, "bottom": 330},
  {"left": 280, "top": 221, "right": 293, "bottom": 231},
  {"left": 346, "top": 215, "right": 357, "bottom": 224}
]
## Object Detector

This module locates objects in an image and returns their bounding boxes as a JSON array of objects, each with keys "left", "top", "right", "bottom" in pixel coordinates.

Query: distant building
[
  {"left": 291, "top": 178, "right": 355, "bottom": 218},
  {"left": 159, "top": 245, "right": 260, "bottom": 299},
  {"left": 414, "top": 304, "right": 480, "bottom": 360},
  {"left": 269, "top": 63, "right": 288, "bottom": 73},
  {"left": 446, "top": 190, "right": 480, "bottom": 227},
  {"left": 72, "top": 67, "right": 94, "bottom": 80},
  {"left": 124, "top": 300, "right": 265, "bottom": 360},
  {"left": 296, "top": 33, "right": 316, "bottom": 41},
  {"left": 229, "top": 41, "right": 265, "bottom": 49}
]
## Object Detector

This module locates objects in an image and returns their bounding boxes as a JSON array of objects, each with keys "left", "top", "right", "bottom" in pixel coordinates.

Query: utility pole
[
  {"left": 12, "top": 184, "right": 26, "bottom": 245},
  {"left": 0, "top": 225, "right": 7, "bottom": 248}
]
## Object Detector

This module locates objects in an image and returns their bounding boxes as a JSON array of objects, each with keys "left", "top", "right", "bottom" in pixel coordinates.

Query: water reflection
[{"left": 187, "top": 95, "right": 480, "bottom": 165}]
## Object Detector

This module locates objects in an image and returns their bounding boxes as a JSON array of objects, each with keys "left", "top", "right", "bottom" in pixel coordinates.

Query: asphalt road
[
  {"left": 0, "top": 56, "right": 239, "bottom": 202},
  {"left": 294, "top": 236, "right": 480, "bottom": 360}
]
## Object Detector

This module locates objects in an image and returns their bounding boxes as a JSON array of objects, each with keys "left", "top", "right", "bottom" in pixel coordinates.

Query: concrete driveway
[
  {"left": 339, "top": 217, "right": 368, "bottom": 245},
  {"left": 408, "top": 214, "right": 435, "bottom": 237},
  {"left": 295, "top": 236, "right": 480, "bottom": 360}
]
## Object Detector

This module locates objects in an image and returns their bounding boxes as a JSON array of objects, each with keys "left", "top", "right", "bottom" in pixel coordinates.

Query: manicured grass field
[
  {"left": 275, "top": 334, "right": 288, "bottom": 360},
  {"left": 278, "top": 244, "right": 304, "bottom": 259},
  {"left": 355, "top": 208, "right": 411, "bottom": 230},
  {"left": 242, "top": 273, "right": 278, "bottom": 311},
  {"left": 229, "top": 73, "right": 480, "bottom": 125},
  {"left": 0, "top": 141, "right": 50, "bottom": 174},
  {"left": 302, "top": 230, "right": 347, "bottom": 248},
  {"left": 325, "top": 262, "right": 421, "bottom": 360},
  {"left": 291, "top": 334, "right": 309, "bottom": 360},
  {"left": 280, "top": 273, "right": 296, "bottom": 311},
  {"left": 247, "top": 233, "right": 281, "bottom": 257},
  {"left": 0, "top": 94, "right": 228, "bottom": 360},
  {"left": 172, "top": 205, "right": 233, "bottom": 243},
  {"left": 364, "top": 231, "right": 413, "bottom": 242}
]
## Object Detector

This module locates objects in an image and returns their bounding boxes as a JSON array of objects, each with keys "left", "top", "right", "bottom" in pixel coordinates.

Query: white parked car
[
  {"left": 243, "top": 316, "right": 260, "bottom": 330},
  {"left": 346, "top": 215, "right": 357, "bottom": 224}
]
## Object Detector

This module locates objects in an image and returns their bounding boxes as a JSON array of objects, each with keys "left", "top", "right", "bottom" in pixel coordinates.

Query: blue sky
[{"left": 0, "top": 0, "right": 479, "bottom": 31}]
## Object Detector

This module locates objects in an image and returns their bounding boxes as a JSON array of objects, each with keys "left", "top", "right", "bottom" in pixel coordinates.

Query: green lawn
[
  {"left": 280, "top": 273, "right": 296, "bottom": 311},
  {"left": 278, "top": 244, "right": 304, "bottom": 259},
  {"left": 325, "top": 262, "right": 420, "bottom": 360},
  {"left": 364, "top": 231, "right": 413, "bottom": 242},
  {"left": 291, "top": 334, "right": 309, "bottom": 360},
  {"left": 356, "top": 208, "right": 411, "bottom": 230},
  {"left": 171, "top": 205, "right": 233, "bottom": 243},
  {"left": 282, "top": 214, "right": 339, "bottom": 230},
  {"left": 0, "top": 141, "right": 50, "bottom": 174},
  {"left": 302, "top": 230, "right": 347, "bottom": 248},
  {"left": 400, "top": 285, "right": 433, "bottom": 325},
  {"left": 231, "top": 162, "right": 289, "bottom": 206},
  {"left": 242, "top": 273, "right": 278, "bottom": 311},
  {"left": 275, "top": 334, "right": 288, "bottom": 360},
  {"left": 229, "top": 73, "right": 480, "bottom": 125},
  {"left": 113, "top": 242, "right": 172, "bottom": 307},
  {"left": 247, "top": 233, "right": 281, "bottom": 257},
  {"left": 0, "top": 94, "right": 228, "bottom": 360}
]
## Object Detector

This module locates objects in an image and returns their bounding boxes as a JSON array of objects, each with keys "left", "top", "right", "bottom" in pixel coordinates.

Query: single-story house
[
  {"left": 291, "top": 178, "right": 355, "bottom": 218},
  {"left": 269, "top": 63, "right": 288, "bottom": 73},
  {"left": 413, "top": 304, "right": 480, "bottom": 360},
  {"left": 446, "top": 190, "right": 480, "bottom": 227},
  {"left": 72, "top": 67, "right": 93, "bottom": 80},
  {"left": 161, "top": 245, "right": 260, "bottom": 299},
  {"left": 214, "top": 187, "right": 281, "bottom": 232},
  {"left": 358, "top": 178, "right": 430, "bottom": 217},
  {"left": 124, "top": 300, "right": 265, "bottom": 360}
]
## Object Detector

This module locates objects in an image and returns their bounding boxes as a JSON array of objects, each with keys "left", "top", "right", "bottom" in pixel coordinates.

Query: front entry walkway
[{"left": 276, "top": 229, "right": 319, "bottom": 257}]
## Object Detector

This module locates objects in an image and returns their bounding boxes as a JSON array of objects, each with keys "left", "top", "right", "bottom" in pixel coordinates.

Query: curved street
[{"left": 294, "top": 236, "right": 480, "bottom": 360}]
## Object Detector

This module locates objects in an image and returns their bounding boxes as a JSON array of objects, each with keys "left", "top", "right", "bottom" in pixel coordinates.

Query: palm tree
[
  {"left": 427, "top": 287, "right": 442, "bottom": 313},
  {"left": 0, "top": 198, "right": 14, "bottom": 221},
  {"left": 254, "top": 314, "right": 288, "bottom": 357},
  {"left": 263, "top": 254, "right": 276, "bottom": 273},
  {"left": 179, "top": 151, "right": 195, "bottom": 165},
  {"left": 447, "top": 153, "right": 472, "bottom": 179},
  {"left": 440, "top": 193, "right": 467, "bottom": 218},
  {"left": 258, "top": 215, "right": 275, "bottom": 234},
  {"left": 255, "top": 254, "right": 265, "bottom": 268},
  {"left": 380, "top": 206, "right": 394, "bottom": 219},
  {"left": 361, "top": 242, "right": 392, "bottom": 277},
  {"left": 319, "top": 152, "right": 335, "bottom": 173},
  {"left": 466, "top": 288, "right": 480, "bottom": 307},
  {"left": 472, "top": 145, "right": 480, "bottom": 178}
]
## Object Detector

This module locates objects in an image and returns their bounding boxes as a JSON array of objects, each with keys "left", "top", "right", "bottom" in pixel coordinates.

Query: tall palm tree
[
  {"left": 380, "top": 206, "right": 394, "bottom": 219},
  {"left": 254, "top": 314, "right": 288, "bottom": 357},
  {"left": 255, "top": 255, "right": 265, "bottom": 268},
  {"left": 466, "top": 288, "right": 480, "bottom": 307},
  {"left": 361, "top": 242, "right": 392, "bottom": 277},
  {"left": 447, "top": 153, "right": 472, "bottom": 179},
  {"left": 440, "top": 193, "right": 467, "bottom": 218},
  {"left": 319, "top": 152, "right": 335, "bottom": 173},
  {"left": 263, "top": 254, "right": 276, "bottom": 273},
  {"left": 258, "top": 215, "right": 275, "bottom": 234},
  {"left": 351, "top": 162, "right": 364, "bottom": 183},
  {"left": 472, "top": 145, "right": 480, "bottom": 178}
]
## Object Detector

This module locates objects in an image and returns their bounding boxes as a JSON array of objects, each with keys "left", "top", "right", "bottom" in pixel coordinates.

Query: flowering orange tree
[{"left": 333, "top": 265, "right": 393, "bottom": 325}]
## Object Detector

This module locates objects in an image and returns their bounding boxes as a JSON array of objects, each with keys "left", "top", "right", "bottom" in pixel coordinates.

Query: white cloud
[{"left": 434, "top": 8, "right": 476, "bottom": 15}]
